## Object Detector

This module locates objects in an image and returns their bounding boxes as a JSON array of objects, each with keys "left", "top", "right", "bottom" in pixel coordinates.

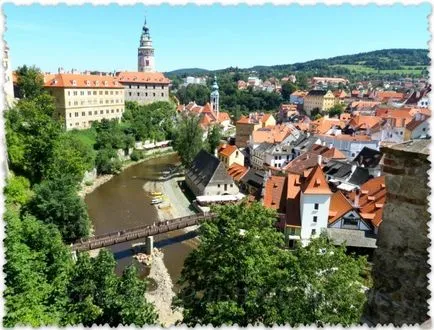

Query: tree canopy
[
  {"left": 174, "top": 202, "right": 368, "bottom": 327},
  {"left": 172, "top": 113, "right": 204, "bottom": 166}
]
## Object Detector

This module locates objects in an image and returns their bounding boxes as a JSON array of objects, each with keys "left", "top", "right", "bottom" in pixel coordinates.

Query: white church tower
[
  {"left": 210, "top": 75, "right": 220, "bottom": 119},
  {"left": 138, "top": 18, "right": 155, "bottom": 72}
]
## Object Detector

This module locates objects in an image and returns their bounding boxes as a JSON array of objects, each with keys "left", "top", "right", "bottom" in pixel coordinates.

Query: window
[
  {"left": 94, "top": 111, "right": 98, "bottom": 115},
  {"left": 161, "top": 93, "right": 164, "bottom": 97},
  {"left": 111, "top": 109, "right": 114, "bottom": 113},
  {"left": 224, "top": 184, "right": 228, "bottom": 191},
  {"left": 105, "top": 91, "right": 108, "bottom": 95},
  {"left": 75, "top": 112, "right": 79, "bottom": 117},
  {"left": 99, "top": 91, "right": 103, "bottom": 95},
  {"left": 68, "top": 101, "right": 71, "bottom": 106},
  {"left": 311, "top": 229, "right": 316, "bottom": 236},
  {"left": 314, "top": 203, "right": 319, "bottom": 210},
  {"left": 82, "top": 112, "right": 85, "bottom": 116},
  {"left": 137, "top": 92, "right": 140, "bottom": 96},
  {"left": 423, "top": 128, "right": 426, "bottom": 132},
  {"left": 145, "top": 93, "right": 148, "bottom": 96},
  {"left": 313, "top": 216, "right": 317, "bottom": 223},
  {"left": 100, "top": 110, "right": 104, "bottom": 114},
  {"left": 230, "top": 184, "right": 233, "bottom": 188},
  {"left": 88, "top": 111, "right": 92, "bottom": 115},
  {"left": 153, "top": 93, "right": 156, "bottom": 97},
  {"left": 80, "top": 91, "right": 85, "bottom": 96},
  {"left": 88, "top": 91, "right": 91, "bottom": 95},
  {"left": 153, "top": 85, "right": 156, "bottom": 89},
  {"left": 93, "top": 91, "right": 97, "bottom": 95},
  {"left": 116, "top": 109, "right": 119, "bottom": 113},
  {"left": 106, "top": 110, "right": 109, "bottom": 114},
  {"left": 68, "top": 91, "right": 70, "bottom": 96},
  {"left": 129, "top": 92, "right": 132, "bottom": 96},
  {"left": 218, "top": 184, "right": 220, "bottom": 188},
  {"left": 110, "top": 91, "right": 113, "bottom": 95},
  {"left": 115, "top": 91, "right": 119, "bottom": 95},
  {"left": 69, "top": 113, "right": 72, "bottom": 118},
  {"left": 73, "top": 91, "right": 78, "bottom": 96}
]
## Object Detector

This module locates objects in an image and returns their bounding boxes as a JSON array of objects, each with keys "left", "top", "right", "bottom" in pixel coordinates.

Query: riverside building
[{"left": 44, "top": 72, "right": 125, "bottom": 130}]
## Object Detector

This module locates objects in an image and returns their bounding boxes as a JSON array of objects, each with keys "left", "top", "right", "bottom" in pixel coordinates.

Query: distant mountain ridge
[{"left": 165, "top": 48, "right": 429, "bottom": 78}]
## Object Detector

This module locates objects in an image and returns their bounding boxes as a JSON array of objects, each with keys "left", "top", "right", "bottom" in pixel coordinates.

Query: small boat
[
  {"left": 151, "top": 198, "right": 163, "bottom": 205},
  {"left": 150, "top": 191, "right": 163, "bottom": 197}
]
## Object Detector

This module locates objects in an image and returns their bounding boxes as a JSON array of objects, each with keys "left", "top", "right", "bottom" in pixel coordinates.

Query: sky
[{"left": 3, "top": 3, "right": 431, "bottom": 73}]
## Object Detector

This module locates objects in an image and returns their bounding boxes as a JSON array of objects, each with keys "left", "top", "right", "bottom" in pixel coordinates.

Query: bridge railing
[{"left": 71, "top": 213, "right": 216, "bottom": 251}]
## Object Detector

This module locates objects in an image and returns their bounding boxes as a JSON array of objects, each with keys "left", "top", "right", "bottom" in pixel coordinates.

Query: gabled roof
[
  {"left": 406, "top": 116, "right": 429, "bottom": 131},
  {"left": 286, "top": 173, "right": 302, "bottom": 227},
  {"left": 240, "top": 168, "right": 266, "bottom": 189},
  {"left": 301, "top": 165, "right": 332, "bottom": 195},
  {"left": 218, "top": 144, "right": 238, "bottom": 158},
  {"left": 186, "top": 150, "right": 233, "bottom": 192},
  {"left": 323, "top": 160, "right": 353, "bottom": 179},
  {"left": 283, "top": 152, "right": 321, "bottom": 175},
  {"left": 349, "top": 176, "right": 386, "bottom": 228},
  {"left": 307, "top": 89, "right": 328, "bottom": 96},
  {"left": 328, "top": 191, "right": 354, "bottom": 224}
]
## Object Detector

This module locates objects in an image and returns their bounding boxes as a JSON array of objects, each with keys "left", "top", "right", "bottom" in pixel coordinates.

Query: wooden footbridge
[{"left": 71, "top": 213, "right": 216, "bottom": 252}]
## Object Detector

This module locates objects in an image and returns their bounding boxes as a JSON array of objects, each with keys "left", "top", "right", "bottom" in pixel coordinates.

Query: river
[{"left": 85, "top": 154, "right": 197, "bottom": 289}]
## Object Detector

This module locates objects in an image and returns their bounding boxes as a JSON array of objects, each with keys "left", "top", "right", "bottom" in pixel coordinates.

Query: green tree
[
  {"left": 95, "top": 148, "right": 122, "bottom": 174},
  {"left": 5, "top": 97, "right": 62, "bottom": 183},
  {"left": 328, "top": 103, "right": 345, "bottom": 118},
  {"left": 63, "top": 250, "right": 157, "bottom": 326},
  {"left": 45, "top": 134, "right": 95, "bottom": 184},
  {"left": 3, "top": 207, "right": 73, "bottom": 327},
  {"left": 206, "top": 124, "right": 222, "bottom": 154},
  {"left": 4, "top": 175, "right": 33, "bottom": 206},
  {"left": 281, "top": 82, "right": 297, "bottom": 101},
  {"left": 26, "top": 176, "right": 90, "bottom": 243},
  {"left": 172, "top": 113, "right": 204, "bottom": 166},
  {"left": 16, "top": 65, "right": 45, "bottom": 99},
  {"left": 174, "top": 202, "right": 368, "bottom": 326}
]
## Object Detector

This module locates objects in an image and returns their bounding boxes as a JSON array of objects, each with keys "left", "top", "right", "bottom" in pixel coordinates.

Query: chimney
[
  {"left": 317, "top": 155, "right": 322, "bottom": 165},
  {"left": 58, "top": 67, "right": 64, "bottom": 74},
  {"left": 354, "top": 189, "right": 360, "bottom": 208}
]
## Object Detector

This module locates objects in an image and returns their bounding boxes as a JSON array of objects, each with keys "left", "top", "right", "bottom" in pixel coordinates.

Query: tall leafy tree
[
  {"left": 15, "top": 65, "right": 45, "bottom": 99},
  {"left": 25, "top": 176, "right": 90, "bottom": 243},
  {"left": 206, "top": 124, "right": 222, "bottom": 154},
  {"left": 280, "top": 81, "right": 297, "bottom": 101},
  {"left": 172, "top": 113, "right": 204, "bottom": 166},
  {"left": 63, "top": 250, "right": 157, "bottom": 326},
  {"left": 174, "top": 202, "right": 368, "bottom": 326}
]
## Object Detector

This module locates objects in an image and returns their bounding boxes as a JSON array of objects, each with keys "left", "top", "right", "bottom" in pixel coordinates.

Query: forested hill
[{"left": 165, "top": 49, "right": 429, "bottom": 79}]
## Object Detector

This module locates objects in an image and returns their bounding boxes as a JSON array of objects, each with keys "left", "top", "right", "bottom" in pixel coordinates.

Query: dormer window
[
  {"left": 72, "top": 80, "right": 77, "bottom": 86},
  {"left": 85, "top": 80, "right": 90, "bottom": 87},
  {"left": 95, "top": 80, "right": 100, "bottom": 86},
  {"left": 104, "top": 81, "right": 108, "bottom": 86}
]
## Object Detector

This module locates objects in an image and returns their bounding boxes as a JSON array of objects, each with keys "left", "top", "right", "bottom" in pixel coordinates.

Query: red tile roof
[
  {"left": 302, "top": 165, "right": 332, "bottom": 195},
  {"left": 328, "top": 190, "right": 354, "bottom": 224},
  {"left": 116, "top": 71, "right": 170, "bottom": 84},
  {"left": 218, "top": 144, "right": 238, "bottom": 158},
  {"left": 263, "top": 176, "right": 286, "bottom": 211},
  {"left": 227, "top": 163, "right": 248, "bottom": 182},
  {"left": 44, "top": 73, "right": 122, "bottom": 89}
]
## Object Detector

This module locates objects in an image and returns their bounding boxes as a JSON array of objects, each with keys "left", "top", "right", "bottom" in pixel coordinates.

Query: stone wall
[{"left": 363, "top": 140, "right": 430, "bottom": 325}]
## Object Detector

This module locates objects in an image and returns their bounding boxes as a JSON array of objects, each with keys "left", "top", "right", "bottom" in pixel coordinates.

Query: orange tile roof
[
  {"left": 263, "top": 176, "right": 286, "bottom": 211},
  {"left": 44, "top": 73, "right": 122, "bottom": 89},
  {"left": 350, "top": 101, "right": 381, "bottom": 109},
  {"left": 328, "top": 191, "right": 354, "bottom": 224},
  {"left": 116, "top": 71, "right": 170, "bottom": 84},
  {"left": 349, "top": 176, "right": 386, "bottom": 228},
  {"left": 236, "top": 113, "right": 274, "bottom": 125},
  {"left": 348, "top": 115, "right": 383, "bottom": 130},
  {"left": 283, "top": 152, "right": 321, "bottom": 175},
  {"left": 218, "top": 144, "right": 238, "bottom": 158},
  {"left": 322, "top": 147, "right": 347, "bottom": 159},
  {"left": 310, "top": 117, "right": 345, "bottom": 134},
  {"left": 373, "top": 91, "right": 404, "bottom": 101},
  {"left": 409, "top": 107, "right": 431, "bottom": 117},
  {"left": 302, "top": 165, "right": 332, "bottom": 195},
  {"left": 286, "top": 173, "right": 302, "bottom": 227},
  {"left": 291, "top": 90, "right": 308, "bottom": 97},
  {"left": 317, "top": 134, "right": 372, "bottom": 142},
  {"left": 406, "top": 117, "right": 429, "bottom": 131},
  {"left": 375, "top": 108, "right": 413, "bottom": 119},
  {"left": 218, "top": 112, "right": 230, "bottom": 122},
  {"left": 227, "top": 163, "right": 248, "bottom": 182},
  {"left": 251, "top": 124, "right": 293, "bottom": 144}
]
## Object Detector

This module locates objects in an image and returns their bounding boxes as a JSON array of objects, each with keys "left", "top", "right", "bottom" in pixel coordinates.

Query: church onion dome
[{"left": 212, "top": 76, "right": 219, "bottom": 90}]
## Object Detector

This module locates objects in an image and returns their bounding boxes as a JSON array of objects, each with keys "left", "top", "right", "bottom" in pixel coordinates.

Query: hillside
[{"left": 166, "top": 49, "right": 429, "bottom": 79}]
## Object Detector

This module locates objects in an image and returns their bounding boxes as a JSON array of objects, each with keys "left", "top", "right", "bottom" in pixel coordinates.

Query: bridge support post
[{"left": 146, "top": 236, "right": 154, "bottom": 255}]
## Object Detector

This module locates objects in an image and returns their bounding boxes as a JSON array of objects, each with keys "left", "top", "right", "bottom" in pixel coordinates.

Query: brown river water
[{"left": 85, "top": 154, "right": 197, "bottom": 290}]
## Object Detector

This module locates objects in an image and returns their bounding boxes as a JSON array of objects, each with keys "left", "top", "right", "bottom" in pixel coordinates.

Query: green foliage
[
  {"left": 281, "top": 81, "right": 297, "bottom": 101},
  {"left": 130, "top": 149, "right": 144, "bottom": 161},
  {"left": 314, "top": 114, "right": 323, "bottom": 120},
  {"left": 123, "top": 101, "right": 176, "bottom": 142},
  {"left": 45, "top": 134, "right": 95, "bottom": 184},
  {"left": 4, "top": 175, "right": 33, "bottom": 206},
  {"left": 63, "top": 250, "right": 157, "bottom": 326},
  {"left": 176, "top": 84, "right": 211, "bottom": 105},
  {"left": 206, "top": 125, "right": 222, "bottom": 154},
  {"left": 328, "top": 103, "right": 345, "bottom": 118},
  {"left": 26, "top": 177, "right": 90, "bottom": 244},
  {"left": 174, "top": 202, "right": 368, "bottom": 327},
  {"left": 95, "top": 148, "right": 122, "bottom": 175},
  {"left": 3, "top": 206, "right": 73, "bottom": 327},
  {"left": 5, "top": 97, "right": 63, "bottom": 183},
  {"left": 15, "top": 65, "right": 45, "bottom": 99},
  {"left": 172, "top": 114, "right": 204, "bottom": 166}
]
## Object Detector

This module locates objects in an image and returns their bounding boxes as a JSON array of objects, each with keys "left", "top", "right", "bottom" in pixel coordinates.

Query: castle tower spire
[
  {"left": 138, "top": 17, "right": 155, "bottom": 72},
  {"left": 211, "top": 75, "right": 220, "bottom": 120}
]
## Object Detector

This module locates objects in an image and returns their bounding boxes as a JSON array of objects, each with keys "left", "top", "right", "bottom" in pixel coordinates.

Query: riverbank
[
  {"left": 145, "top": 249, "right": 182, "bottom": 326},
  {"left": 78, "top": 148, "right": 176, "bottom": 198}
]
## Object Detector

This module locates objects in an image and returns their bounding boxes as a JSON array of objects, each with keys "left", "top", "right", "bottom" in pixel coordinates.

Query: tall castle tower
[
  {"left": 138, "top": 18, "right": 155, "bottom": 72},
  {"left": 210, "top": 75, "right": 219, "bottom": 119}
]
